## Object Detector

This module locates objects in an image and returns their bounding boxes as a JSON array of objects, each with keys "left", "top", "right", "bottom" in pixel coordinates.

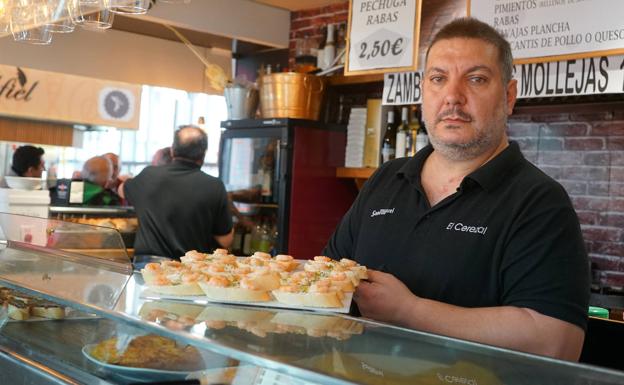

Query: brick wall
[
  {"left": 289, "top": 2, "right": 349, "bottom": 70},
  {"left": 509, "top": 101, "right": 624, "bottom": 291}
]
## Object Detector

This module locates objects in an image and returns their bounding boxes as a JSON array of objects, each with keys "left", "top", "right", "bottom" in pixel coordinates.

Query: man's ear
[{"left": 24, "top": 166, "right": 37, "bottom": 177}]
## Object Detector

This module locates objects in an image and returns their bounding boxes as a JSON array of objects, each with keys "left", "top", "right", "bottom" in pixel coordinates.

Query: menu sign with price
[
  {"left": 469, "top": 0, "right": 624, "bottom": 63},
  {"left": 345, "top": 0, "right": 422, "bottom": 75}
]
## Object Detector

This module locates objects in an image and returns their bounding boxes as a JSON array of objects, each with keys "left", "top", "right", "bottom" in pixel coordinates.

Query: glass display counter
[{"left": 0, "top": 213, "right": 623, "bottom": 385}]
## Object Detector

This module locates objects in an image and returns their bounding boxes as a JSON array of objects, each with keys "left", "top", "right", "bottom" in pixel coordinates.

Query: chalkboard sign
[
  {"left": 345, "top": 0, "right": 422, "bottom": 76},
  {"left": 469, "top": 0, "right": 624, "bottom": 64}
]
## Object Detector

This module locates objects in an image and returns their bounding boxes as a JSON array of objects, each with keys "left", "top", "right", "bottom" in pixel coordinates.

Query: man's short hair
[
  {"left": 152, "top": 146, "right": 173, "bottom": 166},
  {"left": 426, "top": 17, "right": 513, "bottom": 84},
  {"left": 82, "top": 156, "right": 111, "bottom": 187},
  {"left": 172, "top": 125, "right": 208, "bottom": 163},
  {"left": 12, "top": 145, "right": 44, "bottom": 176}
]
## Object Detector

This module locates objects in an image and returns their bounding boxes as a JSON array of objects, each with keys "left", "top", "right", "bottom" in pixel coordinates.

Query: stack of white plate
[{"left": 344, "top": 107, "right": 367, "bottom": 168}]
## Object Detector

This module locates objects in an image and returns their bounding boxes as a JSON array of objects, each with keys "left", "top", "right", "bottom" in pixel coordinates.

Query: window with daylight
[{"left": 52, "top": 85, "right": 227, "bottom": 179}]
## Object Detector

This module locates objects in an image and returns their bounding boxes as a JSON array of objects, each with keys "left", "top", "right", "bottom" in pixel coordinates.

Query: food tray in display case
[{"left": 48, "top": 206, "right": 137, "bottom": 249}]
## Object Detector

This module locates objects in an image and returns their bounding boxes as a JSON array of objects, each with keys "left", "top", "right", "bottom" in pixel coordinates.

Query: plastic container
[
  {"left": 588, "top": 306, "right": 610, "bottom": 319},
  {"left": 4, "top": 176, "right": 44, "bottom": 190},
  {"left": 0, "top": 188, "right": 50, "bottom": 219},
  {"left": 259, "top": 73, "right": 324, "bottom": 120}
]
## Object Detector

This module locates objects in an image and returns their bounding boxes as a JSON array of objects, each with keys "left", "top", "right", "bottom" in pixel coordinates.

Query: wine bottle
[
  {"left": 396, "top": 106, "right": 409, "bottom": 158},
  {"left": 407, "top": 106, "right": 421, "bottom": 157},
  {"left": 381, "top": 110, "right": 396, "bottom": 163}
]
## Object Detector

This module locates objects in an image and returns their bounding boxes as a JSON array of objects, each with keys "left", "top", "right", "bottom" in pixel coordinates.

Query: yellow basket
[{"left": 259, "top": 73, "right": 325, "bottom": 120}]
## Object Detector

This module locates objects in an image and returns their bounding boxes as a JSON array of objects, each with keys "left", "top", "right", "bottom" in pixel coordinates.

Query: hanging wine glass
[
  {"left": 10, "top": 0, "right": 54, "bottom": 45},
  {"left": 70, "top": 0, "right": 114, "bottom": 30},
  {"left": 46, "top": 0, "right": 76, "bottom": 33},
  {"left": 109, "top": 0, "right": 149, "bottom": 14}
]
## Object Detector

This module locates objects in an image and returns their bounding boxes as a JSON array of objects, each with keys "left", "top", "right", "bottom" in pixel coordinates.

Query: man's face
[{"left": 422, "top": 38, "right": 517, "bottom": 161}]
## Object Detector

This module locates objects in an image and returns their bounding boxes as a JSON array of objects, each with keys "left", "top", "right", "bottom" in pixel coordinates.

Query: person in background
[
  {"left": 10, "top": 145, "right": 45, "bottom": 178},
  {"left": 151, "top": 146, "right": 173, "bottom": 166},
  {"left": 103, "top": 152, "right": 130, "bottom": 190},
  {"left": 81, "top": 156, "right": 120, "bottom": 206},
  {"left": 119, "top": 125, "right": 233, "bottom": 263},
  {"left": 103, "top": 153, "right": 120, "bottom": 182},
  {"left": 323, "top": 17, "right": 589, "bottom": 361}
]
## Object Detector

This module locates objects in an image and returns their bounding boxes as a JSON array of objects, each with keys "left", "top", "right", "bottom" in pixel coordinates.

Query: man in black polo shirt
[
  {"left": 120, "top": 125, "right": 233, "bottom": 260},
  {"left": 324, "top": 18, "right": 589, "bottom": 361}
]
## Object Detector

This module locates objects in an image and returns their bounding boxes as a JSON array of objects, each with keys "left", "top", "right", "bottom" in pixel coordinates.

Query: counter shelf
[
  {"left": 0, "top": 213, "right": 624, "bottom": 384},
  {"left": 49, "top": 206, "right": 135, "bottom": 216}
]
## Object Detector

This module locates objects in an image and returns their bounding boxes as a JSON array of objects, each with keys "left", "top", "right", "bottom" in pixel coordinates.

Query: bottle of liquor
[
  {"left": 258, "top": 219, "right": 272, "bottom": 253},
  {"left": 323, "top": 23, "right": 335, "bottom": 69},
  {"left": 395, "top": 106, "right": 409, "bottom": 158},
  {"left": 407, "top": 105, "right": 421, "bottom": 157},
  {"left": 249, "top": 218, "right": 263, "bottom": 254},
  {"left": 260, "top": 154, "right": 273, "bottom": 203},
  {"left": 416, "top": 119, "right": 430, "bottom": 153},
  {"left": 381, "top": 110, "right": 396, "bottom": 163},
  {"left": 336, "top": 23, "right": 347, "bottom": 65},
  {"left": 231, "top": 221, "right": 244, "bottom": 255},
  {"left": 295, "top": 34, "right": 317, "bottom": 73},
  {"left": 242, "top": 224, "right": 253, "bottom": 255}
]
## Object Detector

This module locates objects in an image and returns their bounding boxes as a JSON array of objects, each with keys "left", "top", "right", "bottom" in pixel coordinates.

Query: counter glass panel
[{"left": 0, "top": 213, "right": 623, "bottom": 384}]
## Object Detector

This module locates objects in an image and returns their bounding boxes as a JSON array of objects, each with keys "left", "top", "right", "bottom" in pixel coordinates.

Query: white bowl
[{"left": 4, "top": 176, "right": 44, "bottom": 190}]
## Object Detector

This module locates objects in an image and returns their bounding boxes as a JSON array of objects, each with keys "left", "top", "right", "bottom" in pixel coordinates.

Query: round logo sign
[{"left": 103, "top": 90, "right": 130, "bottom": 119}]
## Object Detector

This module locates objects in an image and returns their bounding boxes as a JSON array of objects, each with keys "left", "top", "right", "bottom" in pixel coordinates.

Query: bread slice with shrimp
[
  {"left": 197, "top": 275, "right": 272, "bottom": 302},
  {"left": 30, "top": 301, "right": 66, "bottom": 319},
  {"left": 272, "top": 281, "right": 344, "bottom": 308},
  {"left": 304, "top": 256, "right": 368, "bottom": 286},
  {"left": 7, "top": 299, "right": 30, "bottom": 320},
  {"left": 143, "top": 269, "right": 209, "bottom": 296},
  {"left": 141, "top": 260, "right": 187, "bottom": 285},
  {"left": 270, "top": 254, "right": 300, "bottom": 272}
]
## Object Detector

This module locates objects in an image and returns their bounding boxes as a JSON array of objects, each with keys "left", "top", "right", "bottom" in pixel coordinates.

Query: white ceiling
[{"left": 252, "top": 0, "right": 346, "bottom": 11}]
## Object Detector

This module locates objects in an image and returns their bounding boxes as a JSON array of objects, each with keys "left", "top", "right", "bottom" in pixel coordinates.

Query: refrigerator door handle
[{"left": 275, "top": 139, "right": 282, "bottom": 181}]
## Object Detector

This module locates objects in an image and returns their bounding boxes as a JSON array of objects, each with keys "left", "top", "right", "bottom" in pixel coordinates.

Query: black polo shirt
[
  {"left": 324, "top": 142, "right": 589, "bottom": 330},
  {"left": 124, "top": 159, "right": 232, "bottom": 258}
]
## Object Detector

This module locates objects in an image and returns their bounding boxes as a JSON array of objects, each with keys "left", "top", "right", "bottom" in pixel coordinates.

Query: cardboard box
[{"left": 364, "top": 99, "right": 382, "bottom": 168}]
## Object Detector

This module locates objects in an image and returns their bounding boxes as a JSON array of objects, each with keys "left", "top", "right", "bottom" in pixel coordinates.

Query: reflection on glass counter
[
  {"left": 48, "top": 205, "right": 137, "bottom": 250},
  {"left": 0, "top": 213, "right": 131, "bottom": 311}
]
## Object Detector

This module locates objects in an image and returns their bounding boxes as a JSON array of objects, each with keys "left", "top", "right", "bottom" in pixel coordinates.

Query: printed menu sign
[
  {"left": 513, "top": 54, "right": 624, "bottom": 98},
  {"left": 345, "top": 0, "right": 422, "bottom": 75},
  {"left": 469, "top": 0, "right": 624, "bottom": 62},
  {"left": 382, "top": 54, "right": 624, "bottom": 104}
]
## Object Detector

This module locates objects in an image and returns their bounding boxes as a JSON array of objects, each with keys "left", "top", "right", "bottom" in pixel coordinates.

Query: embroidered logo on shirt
[
  {"left": 446, "top": 222, "right": 488, "bottom": 235},
  {"left": 370, "top": 208, "right": 395, "bottom": 218}
]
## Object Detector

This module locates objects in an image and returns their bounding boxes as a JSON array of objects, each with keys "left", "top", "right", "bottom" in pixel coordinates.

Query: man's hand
[
  {"left": 354, "top": 270, "right": 417, "bottom": 326},
  {"left": 354, "top": 271, "right": 585, "bottom": 361}
]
